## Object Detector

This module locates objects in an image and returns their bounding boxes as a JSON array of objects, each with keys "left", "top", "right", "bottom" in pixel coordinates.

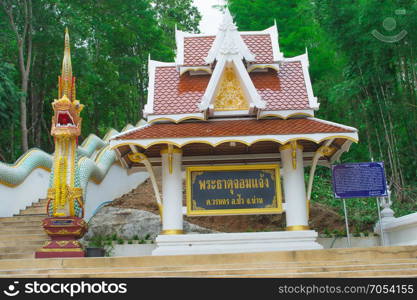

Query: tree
[
  {"left": 228, "top": 0, "right": 417, "bottom": 202},
  {"left": 1, "top": 0, "right": 33, "bottom": 152},
  {"left": 0, "top": 0, "right": 201, "bottom": 157},
  {"left": 153, "top": 0, "right": 202, "bottom": 48},
  {"left": 0, "top": 57, "right": 20, "bottom": 161}
]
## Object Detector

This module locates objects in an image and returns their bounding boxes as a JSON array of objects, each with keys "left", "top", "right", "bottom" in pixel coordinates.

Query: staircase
[
  {"left": 1, "top": 200, "right": 417, "bottom": 277},
  {"left": 0, "top": 245, "right": 416, "bottom": 277},
  {"left": 0, "top": 199, "right": 48, "bottom": 259}
]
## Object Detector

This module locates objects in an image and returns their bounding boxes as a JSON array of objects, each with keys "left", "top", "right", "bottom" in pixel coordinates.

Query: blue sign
[{"left": 332, "top": 162, "right": 387, "bottom": 199}]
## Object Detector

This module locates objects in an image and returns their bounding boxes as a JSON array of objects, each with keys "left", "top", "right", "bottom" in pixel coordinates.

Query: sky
[{"left": 193, "top": 0, "right": 225, "bottom": 34}]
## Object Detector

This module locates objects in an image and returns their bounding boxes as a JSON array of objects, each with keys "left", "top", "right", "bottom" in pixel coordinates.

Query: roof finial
[
  {"left": 205, "top": 7, "right": 255, "bottom": 63},
  {"left": 60, "top": 27, "right": 74, "bottom": 101},
  {"left": 219, "top": 6, "right": 237, "bottom": 32}
]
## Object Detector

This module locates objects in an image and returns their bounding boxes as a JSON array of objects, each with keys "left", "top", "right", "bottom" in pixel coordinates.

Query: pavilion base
[
  {"left": 152, "top": 230, "right": 322, "bottom": 256},
  {"left": 35, "top": 217, "right": 87, "bottom": 259}
]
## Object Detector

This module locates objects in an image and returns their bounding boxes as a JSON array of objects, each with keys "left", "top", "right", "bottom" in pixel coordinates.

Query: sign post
[
  {"left": 331, "top": 162, "right": 388, "bottom": 248},
  {"left": 342, "top": 199, "right": 351, "bottom": 247},
  {"left": 375, "top": 197, "right": 385, "bottom": 246}
]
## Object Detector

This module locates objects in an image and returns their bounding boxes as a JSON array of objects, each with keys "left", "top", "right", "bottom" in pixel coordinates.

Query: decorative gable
[
  {"left": 198, "top": 9, "right": 266, "bottom": 116},
  {"left": 213, "top": 66, "right": 249, "bottom": 111},
  {"left": 144, "top": 9, "right": 319, "bottom": 123}
]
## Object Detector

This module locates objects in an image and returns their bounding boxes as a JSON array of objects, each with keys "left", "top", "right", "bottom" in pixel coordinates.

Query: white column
[
  {"left": 279, "top": 142, "right": 309, "bottom": 231},
  {"left": 160, "top": 147, "right": 183, "bottom": 235}
]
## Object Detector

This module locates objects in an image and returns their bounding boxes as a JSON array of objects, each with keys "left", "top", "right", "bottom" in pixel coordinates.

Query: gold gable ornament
[{"left": 213, "top": 67, "right": 249, "bottom": 111}]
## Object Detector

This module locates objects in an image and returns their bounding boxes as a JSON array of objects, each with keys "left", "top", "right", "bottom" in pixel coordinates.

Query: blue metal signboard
[{"left": 331, "top": 162, "right": 388, "bottom": 199}]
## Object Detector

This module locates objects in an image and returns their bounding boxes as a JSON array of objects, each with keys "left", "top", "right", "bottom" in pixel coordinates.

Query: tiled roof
[
  {"left": 153, "top": 67, "right": 210, "bottom": 115},
  {"left": 115, "top": 118, "right": 354, "bottom": 140},
  {"left": 183, "top": 34, "right": 274, "bottom": 66},
  {"left": 151, "top": 61, "right": 309, "bottom": 115},
  {"left": 251, "top": 62, "right": 310, "bottom": 110},
  {"left": 242, "top": 34, "right": 274, "bottom": 64},
  {"left": 183, "top": 36, "right": 215, "bottom": 66}
]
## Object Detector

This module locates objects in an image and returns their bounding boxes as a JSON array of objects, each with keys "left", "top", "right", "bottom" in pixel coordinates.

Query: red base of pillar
[{"left": 35, "top": 217, "right": 88, "bottom": 259}]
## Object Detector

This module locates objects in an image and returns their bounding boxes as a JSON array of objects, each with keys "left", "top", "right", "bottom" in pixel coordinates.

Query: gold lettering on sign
[
  {"left": 197, "top": 175, "right": 271, "bottom": 192},
  {"left": 213, "top": 67, "right": 249, "bottom": 111}
]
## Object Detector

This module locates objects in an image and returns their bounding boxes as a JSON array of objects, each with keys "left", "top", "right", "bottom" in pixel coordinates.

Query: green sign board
[{"left": 186, "top": 164, "right": 283, "bottom": 216}]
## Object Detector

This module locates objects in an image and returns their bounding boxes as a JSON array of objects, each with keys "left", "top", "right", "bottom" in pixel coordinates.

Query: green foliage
[
  {"left": 0, "top": 60, "right": 19, "bottom": 119},
  {"left": 229, "top": 0, "right": 417, "bottom": 205},
  {"left": 0, "top": 56, "right": 20, "bottom": 160},
  {"left": 0, "top": 0, "right": 201, "bottom": 159},
  {"left": 88, "top": 234, "right": 114, "bottom": 256},
  {"left": 88, "top": 235, "right": 106, "bottom": 248}
]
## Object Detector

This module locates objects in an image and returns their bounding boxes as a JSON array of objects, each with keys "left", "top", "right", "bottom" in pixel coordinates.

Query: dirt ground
[{"left": 108, "top": 175, "right": 346, "bottom": 233}]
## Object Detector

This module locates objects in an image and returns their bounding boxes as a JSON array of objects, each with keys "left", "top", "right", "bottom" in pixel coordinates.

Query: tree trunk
[
  {"left": 1, "top": 0, "right": 33, "bottom": 153},
  {"left": 20, "top": 78, "right": 29, "bottom": 152}
]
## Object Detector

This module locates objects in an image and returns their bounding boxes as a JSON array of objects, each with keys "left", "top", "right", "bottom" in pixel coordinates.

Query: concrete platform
[
  {"left": 152, "top": 231, "right": 323, "bottom": 256},
  {"left": 0, "top": 245, "right": 416, "bottom": 277}
]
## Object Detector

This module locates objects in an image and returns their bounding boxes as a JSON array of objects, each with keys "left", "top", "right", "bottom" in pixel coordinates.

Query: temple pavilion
[{"left": 110, "top": 9, "right": 358, "bottom": 255}]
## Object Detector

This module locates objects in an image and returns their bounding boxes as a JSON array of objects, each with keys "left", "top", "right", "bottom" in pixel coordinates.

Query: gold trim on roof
[
  {"left": 147, "top": 116, "right": 206, "bottom": 124},
  {"left": 112, "top": 135, "right": 359, "bottom": 151}
]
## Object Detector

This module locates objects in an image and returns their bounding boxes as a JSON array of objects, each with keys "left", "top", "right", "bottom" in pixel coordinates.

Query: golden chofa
[{"left": 51, "top": 28, "right": 83, "bottom": 138}]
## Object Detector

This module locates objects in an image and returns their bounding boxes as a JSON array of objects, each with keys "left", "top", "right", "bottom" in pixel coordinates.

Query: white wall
[
  {"left": 84, "top": 164, "right": 148, "bottom": 221},
  {"left": 0, "top": 164, "right": 148, "bottom": 220},
  {"left": 0, "top": 168, "right": 49, "bottom": 217},
  {"left": 112, "top": 244, "right": 156, "bottom": 257},
  {"left": 376, "top": 212, "right": 417, "bottom": 246}
]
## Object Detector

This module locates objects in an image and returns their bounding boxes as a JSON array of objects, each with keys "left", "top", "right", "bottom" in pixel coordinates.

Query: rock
[{"left": 83, "top": 206, "right": 215, "bottom": 241}]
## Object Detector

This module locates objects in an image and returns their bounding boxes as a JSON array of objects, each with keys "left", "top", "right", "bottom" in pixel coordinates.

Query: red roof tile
[
  {"left": 251, "top": 62, "right": 310, "bottom": 110},
  {"left": 242, "top": 34, "right": 274, "bottom": 64},
  {"left": 115, "top": 119, "right": 354, "bottom": 140},
  {"left": 183, "top": 36, "right": 215, "bottom": 66},
  {"left": 183, "top": 34, "right": 274, "bottom": 66},
  {"left": 151, "top": 61, "right": 310, "bottom": 115},
  {"left": 152, "top": 67, "right": 210, "bottom": 115}
]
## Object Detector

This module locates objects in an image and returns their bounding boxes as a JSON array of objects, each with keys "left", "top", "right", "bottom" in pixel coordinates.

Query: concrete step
[
  {"left": 0, "top": 200, "right": 48, "bottom": 260},
  {"left": 1, "top": 245, "right": 417, "bottom": 278},
  {"left": 0, "top": 228, "right": 45, "bottom": 236},
  {"left": 5, "top": 265, "right": 417, "bottom": 278},
  {"left": 0, "top": 245, "right": 416, "bottom": 272},
  {"left": 0, "top": 237, "right": 47, "bottom": 246},
  {"left": 29, "top": 199, "right": 48, "bottom": 205},
  {"left": 263, "top": 268, "right": 417, "bottom": 278},
  {"left": 19, "top": 209, "right": 46, "bottom": 215},
  {"left": 0, "top": 242, "right": 45, "bottom": 254},
  {"left": 2, "top": 258, "right": 417, "bottom": 277},
  {"left": 0, "top": 220, "right": 44, "bottom": 227},
  {"left": 0, "top": 253, "right": 34, "bottom": 260},
  {"left": 31, "top": 201, "right": 47, "bottom": 206},
  {"left": 0, "top": 245, "right": 416, "bottom": 270},
  {"left": 0, "top": 234, "right": 47, "bottom": 241},
  {"left": 0, "top": 215, "right": 45, "bottom": 223},
  {"left": 27, "top": 204, "right": 46, "bottom": 210}
]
